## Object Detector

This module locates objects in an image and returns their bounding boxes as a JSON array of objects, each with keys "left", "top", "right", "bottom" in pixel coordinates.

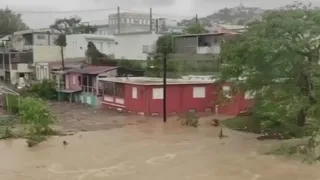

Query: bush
[
  {"left": 1, "top": 94, "right": 20, "bottom": 114},
  {"left": 19, "top": 97, "right": 54, "bottom": 134},
  {"left": 19, "top": 79, "right": 57, "bottom": 100},
  {"left": 179, "top": 112, "right": 199, "bottom": 127}
]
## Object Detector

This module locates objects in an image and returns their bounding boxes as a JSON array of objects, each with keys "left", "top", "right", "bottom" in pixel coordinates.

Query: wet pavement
[{"left": 1, "top": 119, "right": 320, "bottom": 180}]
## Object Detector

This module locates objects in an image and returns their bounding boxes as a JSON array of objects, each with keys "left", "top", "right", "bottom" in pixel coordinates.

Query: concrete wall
[
  {"left": 65, "top": 34, "right": 116, "bottom": 59},
  {"left": 114, "top": 32, "right": 162, "bottom": 60},
  {"left": 12, "top": 33, "right": 59, "bottom": 51},
  {"left": 174, "top": 36, "right": 198, "bottom": 54},
  {"left": 32, "top": 45, "right": 63, "bottom": 63},
  {"left": 32, "top": 33, "right": 59, "bottom": 46}
]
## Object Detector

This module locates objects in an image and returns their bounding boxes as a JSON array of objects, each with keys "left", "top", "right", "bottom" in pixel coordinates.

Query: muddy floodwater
[
  {"left": 0, "top": 102, "right": 320, "bottom": 180},
  {"left": 1, "top": 119, "right": 320, "bottom": 180}
]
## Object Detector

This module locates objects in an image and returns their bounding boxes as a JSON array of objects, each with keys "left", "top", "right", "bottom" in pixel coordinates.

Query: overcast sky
[{"left": 0, "top": 0, "right": 318, "bottom": 28}]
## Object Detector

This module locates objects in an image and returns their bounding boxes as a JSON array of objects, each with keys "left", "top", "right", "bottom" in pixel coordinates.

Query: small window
[
  {"left": 37, "top": 35, "right": 46, "bottom": 39},
  {"left": 132, "top": 87, "right": 137, "bottom": 99},
  {"left": 142, "top": 45, "right": 149, "bottom": 53},
  {"left": 222, "top": 86, "right": 232, "bottom": 99},
  {"left": 193, "top": 87, "right": 205, "bottom": 98},
  {"left": 152, "top": 88, "right": 163, "bottom": 99}
]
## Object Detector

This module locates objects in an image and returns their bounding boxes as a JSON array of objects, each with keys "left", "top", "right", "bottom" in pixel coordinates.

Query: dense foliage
[
  {"left": 220, "top": 2, "right": 320, "bottom": 137},
  {"left": 0, "top": 8, "right": 28, "bottom": 37},
  {"left": 19, "top": 97, "right": 55, "bottom": 147},
  {"left": 20, "top": 79, "right": 57, "bottom": 100},
  {"left": 184, "top": 24, "right": 207, "bottom": 34}
]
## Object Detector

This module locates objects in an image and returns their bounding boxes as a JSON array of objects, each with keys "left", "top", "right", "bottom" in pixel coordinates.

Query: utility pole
[
  {"left": 117, "top": 6, "right": 120, "bottom": 34},
  {"left": 2, "top": 42, "right": 5, "bottom": 78},
  {"left": 150, "top": 8, "right": 153, "bottom": 31},
  {"left": 195, "top": 14, "right": 198, "bottom": 24},
  {"left": 163, "top": 52, "right": 167, "bottom": 122}
]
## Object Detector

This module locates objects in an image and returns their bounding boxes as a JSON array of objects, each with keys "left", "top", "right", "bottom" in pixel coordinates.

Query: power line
[
  {"left": 120, "top": 8, "right": 194, "bottom": 19},
  {"left": 13, "top": 8, "right": 117, "bottom": 14}
]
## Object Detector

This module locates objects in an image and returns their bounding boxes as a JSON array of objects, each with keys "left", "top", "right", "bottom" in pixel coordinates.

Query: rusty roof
[{"left": 66, "top": 65, "right": 116, "bottom": 75}]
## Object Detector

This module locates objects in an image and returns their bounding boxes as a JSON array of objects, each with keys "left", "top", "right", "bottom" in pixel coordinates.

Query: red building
[{"left": 97, "top": 77, "right": 253, "bottom": 116}]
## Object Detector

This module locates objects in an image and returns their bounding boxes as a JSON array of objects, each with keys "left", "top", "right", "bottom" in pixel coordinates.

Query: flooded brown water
[{"left": 1, "top": 120, "right": 320, "bottom": 180}]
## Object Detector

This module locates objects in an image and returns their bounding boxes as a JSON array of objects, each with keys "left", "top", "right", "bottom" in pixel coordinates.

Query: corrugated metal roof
[{"left": 66, "top": 65, "right": 116, "bottom": 75}]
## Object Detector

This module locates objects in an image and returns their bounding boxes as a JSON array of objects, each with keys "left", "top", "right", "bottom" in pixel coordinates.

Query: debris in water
[
  {"left": 63, "top": 141, "right": 68, "bottom": 145},
  {"left": 218, "top": 128, "right": 228, "bottom": 139}
]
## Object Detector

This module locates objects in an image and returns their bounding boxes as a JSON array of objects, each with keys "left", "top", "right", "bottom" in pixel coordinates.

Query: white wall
[
  {"left": 65, "top": 34, "right": 116, "bottom": 59},
  {"left": 114, "top": 32, "right": 162, "bottom": 60},
  {"left": 33, "top": 45, "right": 63, "bottom": 63}
]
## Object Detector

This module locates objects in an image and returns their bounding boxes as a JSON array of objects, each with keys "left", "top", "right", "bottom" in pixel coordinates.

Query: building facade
[
  {"left": 65, "top": 34, "right": 116, "bottom": 59},
  {"left": 113, "top": 31, "right": 164, "bottom": 60},
  {"left": 0, "top": 29, "right": 63, "bottom": 85},
  {"left": 97, "top": 77, "right": 253, "bottom": 116},
  {"left": 171, "top": 32, "right": 237, "bottom": 69}
]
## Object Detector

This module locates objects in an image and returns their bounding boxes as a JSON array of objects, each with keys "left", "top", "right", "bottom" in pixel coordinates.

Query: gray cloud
[{"left": 2, "top": 0, "right": 320, "bottom": 28}]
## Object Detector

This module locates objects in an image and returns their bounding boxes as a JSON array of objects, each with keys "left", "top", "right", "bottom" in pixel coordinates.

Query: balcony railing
[{"left": 197, "top": 46, "right": 221, "bottom": 54}]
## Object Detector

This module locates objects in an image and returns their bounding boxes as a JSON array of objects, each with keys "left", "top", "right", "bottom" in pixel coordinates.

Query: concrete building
[
  {"left": 96, "top": 24, "right": 111, "bottom": 36},
  {"left": 0, "top": 29, "right": 64, "bottom": 85},
  {"left": 108, "top": 12, "right": 155, "bottom": 34},
  {"left": 65, "top": 34, "right": 116, "bottom": 59},
  {"left": 157, "top": 18, "right": 185, "bottom": 33},
  {"left": 171, "top": 32, "right": 237, "bottom": 68},
  {"left": 206, "top": 24, "right": 246, "bottom": 34},
  {"left": 113, "top": 31, "right": 164, "bottom": 60}
]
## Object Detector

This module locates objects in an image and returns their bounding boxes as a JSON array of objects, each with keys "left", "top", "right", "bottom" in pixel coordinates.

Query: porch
[{"left": 100, "top": 80, "right": 125, "bottom": 109}]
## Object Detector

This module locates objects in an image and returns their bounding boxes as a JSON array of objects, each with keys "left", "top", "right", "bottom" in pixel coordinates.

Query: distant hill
[{"left": 179, "top": 5, "right": 264, "bottom": 26}]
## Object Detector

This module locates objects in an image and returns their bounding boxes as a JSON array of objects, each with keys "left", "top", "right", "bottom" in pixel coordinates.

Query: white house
[
  {"left": 113, "top": 31, "right": 164, "bottom": 60},
  {"left": 65, "top": 34, "right": 116, "bottom": 59}
]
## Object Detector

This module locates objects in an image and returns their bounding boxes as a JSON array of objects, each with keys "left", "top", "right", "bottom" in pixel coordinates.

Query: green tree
[
  {"left": 50, "top": 17, "right": 97, "bottom": 69},
  {"left": 220, "top": 3, "right": 320, "bottom": 137},
  {"left": 184, "top": 24, "right": 206, "bottom": 34},
  {"left": 0, "top": 8, "right": 28, "bottom": 37},
  {"left": 50, "top": 16, "right": 97, "bottom": 34},
  {"left": 55, "top": 35, "right": 67, "bottom": 70},
  {"left": 147, "top": 34, "right": 180, "bottom": 77},
  {"left": 85, "top": 42, "right": 117, "bottom": 65}
]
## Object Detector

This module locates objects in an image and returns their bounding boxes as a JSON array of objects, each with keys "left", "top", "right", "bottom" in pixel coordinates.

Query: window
[
  {"left": 245, "top": 91, "right": 256, "bottom": 99},
  {"left": 132, "top": 87, "right": 137, "bottom": 99},
  {"left": 134, "top": 19, "right": 139, "bottom": 24},
  {"left": 222, "top": 86, "right": 232, "bottom": 99},
  {"left": 142, "top": 45, "right": 149, "bottom": 53},
  {"left": 152, "top": 88, "right": 163, "bottom": 99},
  {"left": 193, "top": 87, "right": 205, "bottom": 98},
  {"left": 37, "top": 35, "right": 46, "bottom": 39},
  {"left": 72, "top": 76, "right": 76, "bottom": 85}
]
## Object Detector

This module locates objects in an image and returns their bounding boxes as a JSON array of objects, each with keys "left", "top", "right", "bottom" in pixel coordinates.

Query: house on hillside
[
  {"left": 113, "top": 31, "right": 166, "bottom": 60},
  {"left": 0, "top": 29, "right": 64, "bottom": 85},
  {"left": 206, "top": 24, "right": 246, "bottom": 34},
  {"left": 56, "top": 65, "right": 144, "bottom": 107},
  {"left": 64, "top": 34, "right": 116, "bottom": 59},
  {"left": 171, "top": 32, "right": 237, "bottom": 69}
]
